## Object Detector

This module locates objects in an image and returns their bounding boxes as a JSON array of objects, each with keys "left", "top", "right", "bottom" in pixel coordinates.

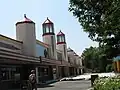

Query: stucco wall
[
  {"left": 57, "top": 44, "right": 68, "bottom": 61},
  {"left": 43, "top": 35, "right": 57, "bottom": 59},
  {"left": 0, "top": 34, "right": 22, "bottom": 53},
  {"left": 16, "top": 23, "right": 36, "bottom": 56}
]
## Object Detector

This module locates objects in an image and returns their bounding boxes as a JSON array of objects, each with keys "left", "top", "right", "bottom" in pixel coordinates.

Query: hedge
[{"left": 93, "top": 75, "right": 120, "bottom": 90}]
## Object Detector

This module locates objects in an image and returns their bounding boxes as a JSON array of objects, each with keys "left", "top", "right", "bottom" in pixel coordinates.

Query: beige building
[{"left": 0, "top": 15, "right": 83, "bottom": 90}]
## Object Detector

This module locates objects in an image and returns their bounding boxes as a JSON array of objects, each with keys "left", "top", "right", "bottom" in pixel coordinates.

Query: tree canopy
[
  {"left": 69, "top": 0, "right": 120, "bottom": 58},
  {"left": 81, "top": 46, "right": 111, "bottom": 72}
]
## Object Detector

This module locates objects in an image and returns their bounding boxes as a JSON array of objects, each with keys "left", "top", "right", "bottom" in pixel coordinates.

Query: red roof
[
  {"left": 43, "top": 17, "right": 53, "bottom": 24},
  {"left": 57, "top": 30, "right": 65, "bottom": 36},
  {"left": 16, "top": 14, "right": 34, "bottom": 25},
  {"left": 23, "top": 14, "right": 33, "bottom": 22}
]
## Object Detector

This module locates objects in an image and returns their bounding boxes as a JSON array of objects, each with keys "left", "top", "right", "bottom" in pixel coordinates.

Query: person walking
[{"left": 29, "top": 70, "right": 37, "bottom": 90}]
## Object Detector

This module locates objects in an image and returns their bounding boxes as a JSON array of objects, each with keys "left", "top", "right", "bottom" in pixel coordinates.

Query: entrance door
[
  {"left": 21, "top": 64, "right": 34, "bottom": 80},
  {"left": 61, "top": 67, "right": 65, "bottom": 77},
  {"left": 49, "top": 66, "right": 53, "bottom": 80}
]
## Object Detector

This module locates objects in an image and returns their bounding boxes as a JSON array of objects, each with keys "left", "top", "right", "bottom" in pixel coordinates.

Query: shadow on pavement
[
  {"left": 37, "top": 79, "right": 59, "bottom": 88},
  {"left": 37, "top": 84, "right": 54, "bottom": 88}
]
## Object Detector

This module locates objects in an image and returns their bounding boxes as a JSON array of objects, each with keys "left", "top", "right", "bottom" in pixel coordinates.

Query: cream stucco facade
[{"left": 0, "top": 15, "right": 83, "bottom": 89}]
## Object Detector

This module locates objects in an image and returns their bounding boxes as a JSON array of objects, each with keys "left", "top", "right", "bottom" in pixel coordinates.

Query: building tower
[
  {"left": 16, "top": 14, "right": 36, "bottom": 56},
  {"left": 57, "top": 30, "right": 68, "bottom": 61},
  {"left": 42, "top": 17, "right": 57, "bottom": 59},
  {"left": 67, "top": 47, "right": 75, "bottom": 64}
]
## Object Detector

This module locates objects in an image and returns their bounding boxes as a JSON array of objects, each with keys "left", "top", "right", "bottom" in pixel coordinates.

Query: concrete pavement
[{"left": 37, "top": 80, "right": 91, "bottom": 90}]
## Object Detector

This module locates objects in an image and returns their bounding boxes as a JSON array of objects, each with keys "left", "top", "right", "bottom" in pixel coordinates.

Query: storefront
[
  {"left": 36, "top": 65, "right": 53, "bottom": 83},
  {"left": 0, "top": 65, "right": 21, "bottom": 90},
  {"left": 0, "top": 65, "right": 20, "bottom": 80},
  {"left": 0, "top": 49, "right": 40, "bottom": 90}
]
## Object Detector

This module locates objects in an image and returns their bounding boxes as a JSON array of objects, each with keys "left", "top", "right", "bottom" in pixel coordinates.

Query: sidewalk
[
  {"left": 87, "top": 87, "right": 94, "bottom": 90},
  {"left": 37, "top": 79, "right": 59, "bottom": 88}
]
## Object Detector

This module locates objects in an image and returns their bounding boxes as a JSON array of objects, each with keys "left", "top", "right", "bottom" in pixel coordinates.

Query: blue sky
[{"left": 0, "top": 0, "right": 98, "bottom": 55}]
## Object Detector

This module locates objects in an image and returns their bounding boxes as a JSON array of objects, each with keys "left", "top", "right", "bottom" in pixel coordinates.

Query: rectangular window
[
  {"left": 62, "top": 36, "right": 64, "bottom": 42},
  {"left": 46, "top": 25, "right": 49, "bottom": 33},
  {"left": 60, "top": 37, "right": 62, "bottom": 42},
  {"left": 52, "top": 25, "right": 54, "bottom": 32},
  {"left": 63, "top": 36, "right": 65, "bottom": 42},
  {"left": 0, "top": 67, "right": 20, "bottom": 81},
  {"left": 57, "top": 36, "right": 59, "bottom": 42},
  {"left": 49, "top": 25, "right": 52, "bottom": 33},
  {"left": 43, "top": 25, "right": 45, "bottom": 34}
]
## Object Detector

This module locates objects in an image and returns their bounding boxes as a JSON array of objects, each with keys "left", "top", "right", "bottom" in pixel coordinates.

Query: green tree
[
  {"left": 69, "top": 0, "right": 120, "bottom": 59},
  {"left": 81, "top": 46, "right": 107, "bottom": 72},
  {"left": 106, "top": 64, "right": 114, "bottom": 72}
]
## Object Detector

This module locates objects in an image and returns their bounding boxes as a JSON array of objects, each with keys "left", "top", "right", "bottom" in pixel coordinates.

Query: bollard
[{"left": 91, "top": 74, "right": 98, "bottom": 87}]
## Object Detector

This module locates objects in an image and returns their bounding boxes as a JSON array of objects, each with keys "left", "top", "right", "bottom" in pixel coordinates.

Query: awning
[
  {"left": 113, "top": 56, "right": 120, "bottom": 61},
  {"left": 0, "top": 49, "right": 40, "bottom": 64}
]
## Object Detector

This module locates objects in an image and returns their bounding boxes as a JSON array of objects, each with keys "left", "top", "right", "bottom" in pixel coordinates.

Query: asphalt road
[{"left": 37, "top": 80, "right": 91, "bottom": 90}]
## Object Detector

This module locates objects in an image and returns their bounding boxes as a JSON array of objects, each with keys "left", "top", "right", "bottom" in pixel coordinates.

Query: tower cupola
[
  {"left": 42, "top": 17, "right": 54, "bottom": 36},
  {"left": 42, "top": 17, "right": 57, "bottom": 59},
  {"left": 57, "top": 30, "right": 66, "bottom": 45},
  {"left": 57, "top": 30, "right": 68, "bottom": 61},
  {"left": 16, "top": 14, "right": 36, "bottom": 56}
]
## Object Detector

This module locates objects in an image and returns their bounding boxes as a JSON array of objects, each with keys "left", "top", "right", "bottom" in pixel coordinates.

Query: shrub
[
  {"left": 93, "top": 75, "right": 120, "bottom": 90},
  {"left": 106, "top": 64, "right": 114, "bottom": 72}
]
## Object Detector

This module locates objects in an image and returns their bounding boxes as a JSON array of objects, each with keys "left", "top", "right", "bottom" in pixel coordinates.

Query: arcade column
[{"left": 52, "top": 65, "right": 59, "bottom": 80}]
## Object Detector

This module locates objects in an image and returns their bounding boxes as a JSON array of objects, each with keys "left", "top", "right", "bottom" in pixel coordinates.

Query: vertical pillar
[
  {"left": 115, "top": 62, "right": 117, "bottom": 72},
  {"left": 35, "top": 67, "right": 38, "bottom": 83},
  {"left": 56, "top": 66, "right": 59, "bottom": 79},
  {"left": 52, "top": 65, "right": 58, "bottom": 80},
  {"left": 81, "top": 69, "right": 83, "bottom": 74},
  {"left": 116, "top": 61, "right": 119, "bottom": 72},
  {"left": 67, "top": 67, "right": 70, "bottom": 76},
  {"left": 118, "top": 61, "right": 120, "bottom": 72},
  {"left": 113, "top": 62, "right": 117, "bottom": 72},
  {"left": 77, "top": 68, "right": 79, "bottom": 75},
  {"left": 74, "top": 68, "right": 76, "bottom": 76}
]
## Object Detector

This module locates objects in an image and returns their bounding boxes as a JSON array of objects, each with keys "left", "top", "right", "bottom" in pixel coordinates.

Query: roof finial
[
  {"left": 24, "top": 14, "right": 27, "bottom": 18},
  {"left": 47, "top": 17, "right": 49, "bottom": 20}
]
